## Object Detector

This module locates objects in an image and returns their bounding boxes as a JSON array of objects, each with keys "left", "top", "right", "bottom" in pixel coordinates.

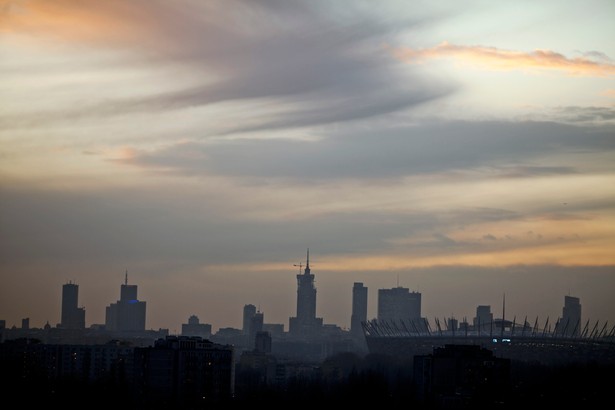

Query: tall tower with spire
[
  {"left": 289, "top": 249, "right": 323, "bottom": 338},
  {"left": 105, "top": 271, "right": 146, "bottom": 333}
]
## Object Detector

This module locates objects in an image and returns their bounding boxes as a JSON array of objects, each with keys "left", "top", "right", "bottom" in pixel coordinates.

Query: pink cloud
[{"left": 393, "top": 41, "right": 615, "bottom": 77}]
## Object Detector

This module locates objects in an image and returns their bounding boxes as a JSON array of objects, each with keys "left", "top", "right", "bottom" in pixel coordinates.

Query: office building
[
  {"left": 351, "top": 282, "right": 368, "bottom": 339},
  {"left": 242, "top": 304, "right": 256, "bottom": 335},
  {"left": 181, "top": 315, "right": 212, "bottom": 339},
  {"left": 377, "top": 286, "right": 421, "bottom": 323},
  {"left": 61, "top": 281, "right": 86, "bottom": 329},
  {"left": 473, "top": 305, "right": 493, "bottom": 333},
  {"left": 105, "top": 271, "right": 146, "bottom": 332},
  {"left": 561, "top": 295, "right": 582, "bottom": 336}
]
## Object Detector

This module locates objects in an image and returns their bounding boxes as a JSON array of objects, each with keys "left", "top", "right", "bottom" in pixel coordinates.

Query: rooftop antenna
[
  {"left": 125, "top": 269, "right": 128, "bottom": 285},
  {"left": 294, "top": 248, "right": 311, "bottom": 274}
]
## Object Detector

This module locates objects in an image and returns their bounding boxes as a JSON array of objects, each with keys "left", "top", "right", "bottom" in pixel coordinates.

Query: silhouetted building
[
  {"left": 0, "top": 338, "right": 134, "bottom": 385},
  {"left": 254, "top": 331, "right": 272, "bottom": 354},
  {"left": 289, "top": 249, "right": 323, "bottom": 338},
  {"left": 262, "top": 323, "right": 284, "bottom": 338},
  {"left": 181, "top": 315, "right": 212, "bottom": 339},
  {"left": 61, "top": 282, "right": 85, "bottom": 329},
  {"left": 21, "top": 317, "right": 29, "bottom": 330},
  {"left": 473, "top": 305, "right": 493, "bottom": 333},
  {"left": 211, "top": 327, "right": 244, "bottom": 347},
  {"left": 242, "top": 304, "right": 256, "bottom": 335},
  {"left": 560, "top": 295, "right": 581, "bottom": 336},
  {"left": 105, "top": 271, "right": 146, "bottom": 332},
  {"left": 414, "top": 344, "right": 510, "bottom": 408},
  {"left": 133, "top": 336, "right": 234, "bottom": 407},
  {"left": 377, "top": 286, "right": 421, "bottom": 323},
  {"left": 351, "top": 282, "right": 368, "bottom": 339},
  {"left": 249, "top": 311, "right": 264, "bottom": 346}
]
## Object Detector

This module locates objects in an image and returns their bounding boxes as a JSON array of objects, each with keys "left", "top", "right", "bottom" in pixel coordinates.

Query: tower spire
[
  {"left": 125, "top": 269, "right": 128, "bottom": 286},
  {"left": 304, "top": 248, "right": 311, "bottom": 275}
]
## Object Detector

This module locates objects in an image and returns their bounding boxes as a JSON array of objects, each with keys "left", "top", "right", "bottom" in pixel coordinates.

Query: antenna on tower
[
  {"left": 125, "top": 269, "right": 128, "bottom": 285},
  {"left": 306, "top": 248, "right": 310, "bottom": 269}
]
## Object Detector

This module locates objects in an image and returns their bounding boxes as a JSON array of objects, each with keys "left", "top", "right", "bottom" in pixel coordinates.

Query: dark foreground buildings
[
  {"left": 0, "top": 336, "right": 234, "bottom": 409},
  {"left": 414, "top": 344, "right": 510, "bottom": 408}
]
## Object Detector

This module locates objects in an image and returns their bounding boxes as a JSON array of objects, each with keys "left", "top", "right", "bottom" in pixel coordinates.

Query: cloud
[
  {"left": 495, "top": 166, "right": 578, "bottom": 178},
  {"left": 115, "top": 120, "right": 615, "bottom": 181},
  {"left": 393, "top": 41, "right": 615, "bottom": 76},
  {"left": 548, "top": 106, "right": 615, "bottom": 123},
  {"left": 0, "top": 0, "right": 449, "bottom": 133}
]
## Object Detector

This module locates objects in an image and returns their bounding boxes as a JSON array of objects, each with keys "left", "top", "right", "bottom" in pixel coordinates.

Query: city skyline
[
  {"left": 1, "top": 1, "right": 614, "bottom": 332},
  {"left": 0, "top": 261, "right": 603, "bottom": 336}
]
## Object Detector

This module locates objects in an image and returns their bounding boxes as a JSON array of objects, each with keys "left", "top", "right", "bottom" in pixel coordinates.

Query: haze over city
[{"left": 1, "top": 0, "right": 614, "bottom": 333}]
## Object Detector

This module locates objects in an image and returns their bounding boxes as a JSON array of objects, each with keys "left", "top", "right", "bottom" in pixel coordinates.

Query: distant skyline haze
[{"left": 1, "top": 0, "right": 614, "bottom": 332}]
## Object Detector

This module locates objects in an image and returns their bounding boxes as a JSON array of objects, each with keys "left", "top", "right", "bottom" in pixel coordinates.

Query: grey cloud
[
  {"left": 495, "top": 166, "right": 578, "bottom": 178},
  {"left": 121, "top": 120, "right": 615, "bottom": 181},
  {"left": 0, "top": 185, "right": 532, "bottom": 268},
  {"left": 549, "top": 106, "right": 615, "bottom": 123}
]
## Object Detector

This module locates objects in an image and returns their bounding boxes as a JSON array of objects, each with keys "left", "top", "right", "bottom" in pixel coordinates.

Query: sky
[{"left": 1, "top": 0, "right": 614, "bottom": 334}]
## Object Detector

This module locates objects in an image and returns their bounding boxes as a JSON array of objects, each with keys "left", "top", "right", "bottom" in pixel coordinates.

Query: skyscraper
[
  {"left": 61, "top": 281, "right": 85, "bottom": 329},
  {"left": 249, "top": 310, "right": 264, "bottom": 347},
  {"left": 377, "top": 286, "right": 422, "bottom": 323},
  {"left": 105, "top": 271, "right": 146, "bottom": 332},
  {"left": 561, "top": 295, "right": 581, "bottom": 336},
  {"left": 242, "top": 304, "right": 256, "bottom": 335},
  {"left": 351, "top": 282, "right": 368, "bottom": 339},
  {"left": 289, "top": 249, "right": 323, "bottom": 338}
]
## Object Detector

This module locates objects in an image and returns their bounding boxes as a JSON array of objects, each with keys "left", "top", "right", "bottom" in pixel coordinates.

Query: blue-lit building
[{"left": 105, "top": 271, "right": 146, "bottom": 332}]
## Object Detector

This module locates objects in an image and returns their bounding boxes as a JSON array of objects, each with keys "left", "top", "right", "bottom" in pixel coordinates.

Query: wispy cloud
[
  {"left": 0, "top": 0, "right": 449, "bottom": 134},
  {"left": 393, "top": 41, "right": 615, "bottom": 76}
]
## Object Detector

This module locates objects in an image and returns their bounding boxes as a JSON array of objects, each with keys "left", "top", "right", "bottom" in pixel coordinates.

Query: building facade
[
  {"left": 288, "top": 249, "right": 323, "bottom": 338},
  {"left": 377, "top": 286, "right": 422, "bottom": 323},
  {"left": 351, "top": 282, "right": 368, "bottom": 340},
  {"left": 61, "top": 282, "right": 86, "bottom": 329},
  {"left": 561, "top": 295, "right": 582, "bottom": 336},
  {"left": 105, "top": 272, "right": 146, "bottom": 332}
]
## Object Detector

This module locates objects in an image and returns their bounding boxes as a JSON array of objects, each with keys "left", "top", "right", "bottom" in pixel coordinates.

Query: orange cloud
[
  {"left": 393, "top": 41, "right": 615, "bottom": 77},
  {"left": 0, "top": 0, "right": 176, "bottom": 48}
]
